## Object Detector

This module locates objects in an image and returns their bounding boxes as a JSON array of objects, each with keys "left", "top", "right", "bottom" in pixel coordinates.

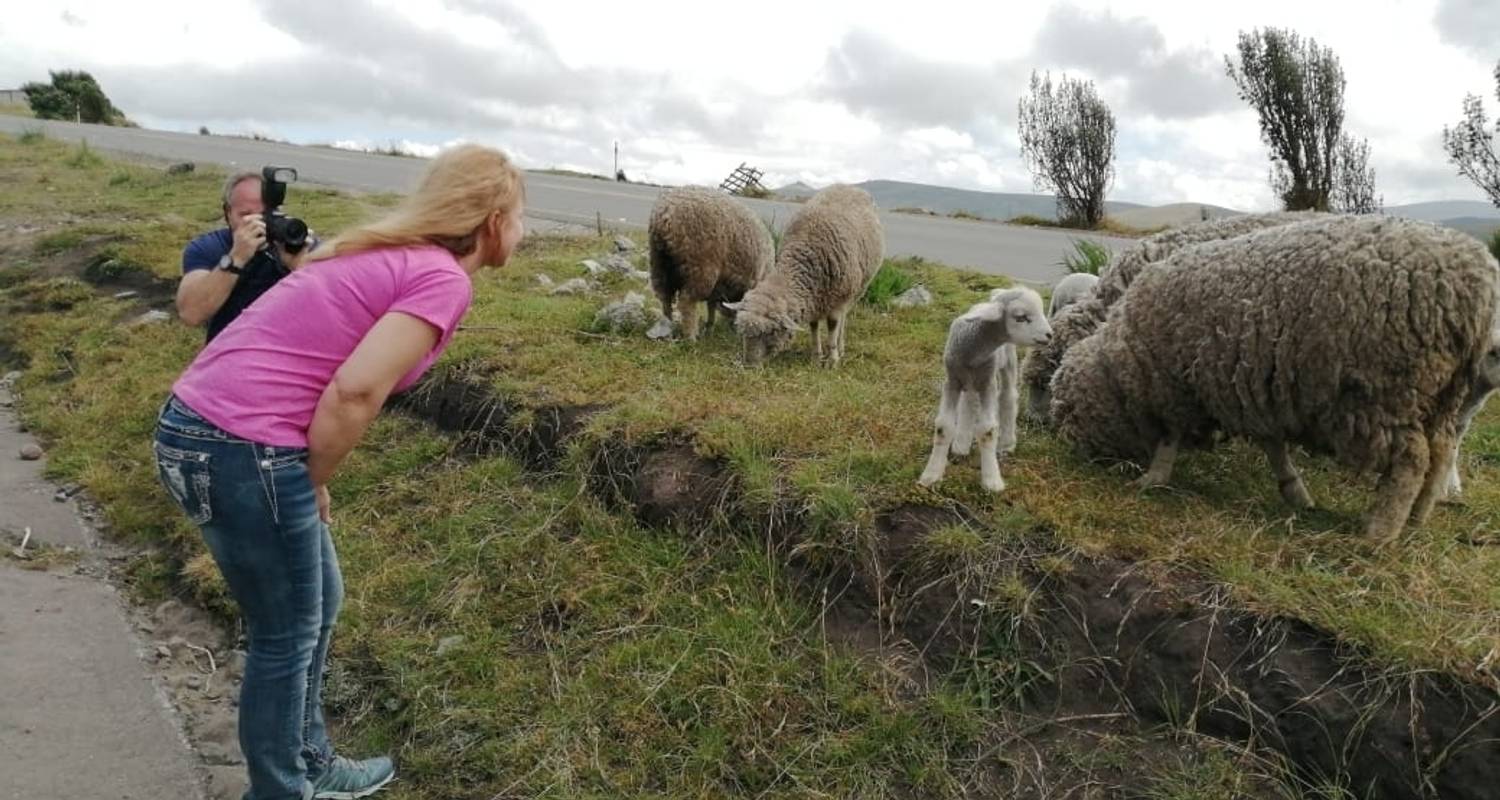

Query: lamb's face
[{"left": 995, "top": 288, "right": 1052, "bottom": 347}]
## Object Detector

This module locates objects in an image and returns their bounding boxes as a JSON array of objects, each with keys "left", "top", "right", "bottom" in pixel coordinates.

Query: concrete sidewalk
[{"left": 0, "top": 372, "right": 208, "bottom": 799}]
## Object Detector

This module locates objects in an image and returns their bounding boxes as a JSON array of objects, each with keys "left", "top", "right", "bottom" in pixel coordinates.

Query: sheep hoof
[
  {"left": 1361, "top": 519, "right": 1403, "bottom": 546},
  {"left": 1132, "top": 474, "right": 1167, "bottom": 491},
  {"left": 1280, "top": 481, "right": 1314, "bottom": 510},
  {"left": 981, "top": 476, "right": 1005, "bottom": 493},
  {"left": 917, "top": 472, "right": 942, "bottom": 488}
]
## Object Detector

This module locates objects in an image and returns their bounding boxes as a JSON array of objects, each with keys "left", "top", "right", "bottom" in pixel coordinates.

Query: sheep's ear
[
  {"left": 722, "top": 300, "right": 745, "bottom": 312},
  {"left": 776, "top": 312, "right": 798, "bottom": 330},
  {"left": 967, "top": 301, "right": 1004, "bottom": 322}
]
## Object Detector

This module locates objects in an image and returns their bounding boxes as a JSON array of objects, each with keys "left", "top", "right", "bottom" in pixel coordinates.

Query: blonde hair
[{"left": 310, "top": 144, "right": 525, "bottom": 261}]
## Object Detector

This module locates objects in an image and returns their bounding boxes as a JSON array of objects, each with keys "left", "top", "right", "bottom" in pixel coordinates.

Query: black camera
[{"left": 261, "top": 166, "right": 309, "bottom": 254}]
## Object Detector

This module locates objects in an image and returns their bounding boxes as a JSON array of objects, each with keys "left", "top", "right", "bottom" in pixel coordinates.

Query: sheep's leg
[
  {"left": 1409, "top": 427, "right": 1457, "bottom": 526},
  {"left": 919, "top": 377, "right": 964, "bottom": 487},
  {"left": 997, "top": 351, "right": 1020, "bottom": 456},
  {"left": 975, "top": 375, "right": 1005, "bottom": 492},
  {"left": 951, "top": 392, "right": 977, "bottom": 457},
  {"left": 1262, "top": 439, "right": 1313, "bottom": 509},
  {"left": 824, "top": 314, "right": 844, "bottom": 368},
  {"left": 1363, "top": 429, "right": 1429, "bottom": 544},
  {"left": 811, "top": 320, "right": 823, "bottom": 362},
  {"left": 1025, "top": 382, "right": 1051, "bottom": 425},
  {"left": 1443, "top": 399, "right": 1487, "bottom": 501},
  {"left": 1133, "top": 437, "right": 1180, "bottom": 489},
  {"left": 657, "top": 290, "right": 675, "bottom": 327},
  {"left": 679, "top": 302, "right": 702, "bottom": 341},
  {"left": 706, "top": 302, "right": 718, "bottom": 331}
]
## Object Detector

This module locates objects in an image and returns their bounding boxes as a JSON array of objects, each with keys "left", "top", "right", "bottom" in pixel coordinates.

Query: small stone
[
  {"left": 112, "top": 290, "right": 139, "bottom": 300},
  {"left": 128, "top": 309, "right": 172, "bottom": 327},
  {"left": 613, "top": 235, "right": 637, "bottom": 252},
  {"left": 156, "top": 645, "right": 173, "bottom": 660},
  {"left": 383, "top": 697, "right": 402, "bottom": 712},
  {"left": 550, "top": 278, "right": 596, "bottom": 296},
  {"left": 603, "top": 253, "right": 635, "bottom": 275},
  {"left": 580, "top": 259, "right": 607, "bottom": 277},
  {"left": 628, "top": 269, "right": 651, "bottom": 282},
  {"left": 534, "top": 274, "right": 554, "bottom": 288},
  {"left": 185, "top": 675, "right": 204, "bottom": 690},
  {"left": 18, "top": 443, "right": 43, "bottom": 461},
  {"left": 166, "top": 162, "right": 196, "bottom": 175},
  {"left": 593, "top": 292, "right": 650, "bottom": 333},
  {"left": 891, "top": 285, "right": 934, "bottom": 308},
  {"left": 436, "top": 635, "right": 465, "bottom": 657},
  {"left": 646, "top": 317, "right": 676, "bottom": 340}
]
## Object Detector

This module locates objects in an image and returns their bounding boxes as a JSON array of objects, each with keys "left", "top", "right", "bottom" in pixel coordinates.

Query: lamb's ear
[
  {"left": 722, "top": 300, "right": 745, "bottom": 312},
  {"left": 965, "top": 300, "right": 1005, "bottom": 322}
]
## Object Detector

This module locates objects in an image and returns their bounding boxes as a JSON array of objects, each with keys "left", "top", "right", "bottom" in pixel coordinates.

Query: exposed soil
[{"left": 403, "top": 370, "right": 1500, "bottom": 800}]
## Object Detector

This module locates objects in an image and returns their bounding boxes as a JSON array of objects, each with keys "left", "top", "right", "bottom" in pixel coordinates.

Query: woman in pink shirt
[{"left": 153, "top": 144, "right": 525, "bottom": 800}]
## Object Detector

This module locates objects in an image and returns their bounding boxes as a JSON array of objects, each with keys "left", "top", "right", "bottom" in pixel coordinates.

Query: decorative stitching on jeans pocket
[{"left": 156, "top": 444, "right": 212, "bottom": 526}]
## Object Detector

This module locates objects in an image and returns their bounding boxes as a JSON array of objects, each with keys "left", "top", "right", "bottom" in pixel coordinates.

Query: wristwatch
[{"left": 216, "top": 254, "right": 244, "bottom": 275}]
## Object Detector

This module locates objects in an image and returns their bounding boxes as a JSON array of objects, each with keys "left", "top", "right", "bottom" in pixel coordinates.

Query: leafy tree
[
  {"left": 1442, "top": 61, "right": 1500, "bottom": 208},
  {"left": 1331, "top": 133, "right": 1381, "bottom": 214},
  {"left": 22, "top": 70, "right": 122, "bottom": 124},
  {"left": 1018, "top": 71, "right": 1116, "bottom": 228},
  {"left": 1226, "top": 28, "right": 1346, "bottom": 211}
]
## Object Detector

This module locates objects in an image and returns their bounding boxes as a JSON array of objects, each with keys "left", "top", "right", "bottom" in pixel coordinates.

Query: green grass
[
  {"left": 0, "top": 133, "right": 1493, "bottom": 798},
  {"left": 0, "top": 103, "right": 36, "bottom": 119},
  {"left": 861, "top": 259, "right": 918, "bottom": 308},
  {"left": 1057, "top": 238, "right": 1112, "bottom": 275}
]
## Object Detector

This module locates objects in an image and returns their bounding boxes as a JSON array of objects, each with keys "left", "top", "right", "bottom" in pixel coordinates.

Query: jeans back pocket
[{"left": 154, "top": 441, "right": 214, "bottom": 526}]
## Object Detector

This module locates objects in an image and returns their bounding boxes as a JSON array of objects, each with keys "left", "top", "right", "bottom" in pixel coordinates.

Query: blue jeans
[{"left": 154, "top": 395, "right": 341, "bottom": 800}]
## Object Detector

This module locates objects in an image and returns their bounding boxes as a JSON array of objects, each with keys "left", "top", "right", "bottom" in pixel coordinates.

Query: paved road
[{"left": 0, "top": 117, "right": 1134, "bottom": 285}]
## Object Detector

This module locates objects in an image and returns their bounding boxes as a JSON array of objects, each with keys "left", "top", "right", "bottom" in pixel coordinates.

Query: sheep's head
[
  {"left": 988, "top": 287, "right": 1053, "bottom": 347},
  {"left": 724, "top": 298, "right": 797, "bottom": 366},
  {"left": 1050, "top": 333, "right": 1154, "bottom": 462}
]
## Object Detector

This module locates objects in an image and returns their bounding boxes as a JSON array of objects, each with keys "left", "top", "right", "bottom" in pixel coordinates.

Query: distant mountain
[
  {"left": 774, "top": 179, "right": 1144, "bottom": 220},
  {"left": 1384, "top": 200, "right": 1500, "bottom": 223},
  {"left": 772, "top": 179, "right": 1500, "bottom": 241}
]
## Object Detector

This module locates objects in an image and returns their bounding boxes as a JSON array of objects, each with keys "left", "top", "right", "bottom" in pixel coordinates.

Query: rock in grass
[{"left": 19, "top": 443, "right": 43, "bottom": 461}]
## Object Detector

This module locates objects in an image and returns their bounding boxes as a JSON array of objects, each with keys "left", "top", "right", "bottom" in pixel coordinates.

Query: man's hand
[
  {"left": 315, "top": 484, "right": 332, "bottom": 524},
  {"left": 231, "top": 213, "right": 267, "bottom": 265}
]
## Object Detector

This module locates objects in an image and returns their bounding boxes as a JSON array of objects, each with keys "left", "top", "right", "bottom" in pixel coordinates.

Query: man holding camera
[{"left": 178, "top": 169, "right": 311, "bottom": 342}]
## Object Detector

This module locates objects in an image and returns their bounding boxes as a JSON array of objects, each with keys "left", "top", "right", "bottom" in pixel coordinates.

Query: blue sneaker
[{"left": 308, "top": 755, "right": 395, "bottom": 799}]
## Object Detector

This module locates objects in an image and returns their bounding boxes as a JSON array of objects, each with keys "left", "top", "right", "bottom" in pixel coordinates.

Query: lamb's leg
[
  {"left": 975, "top": 374, "right": 1005, "bottom": 492},
  {"left": 1409, "top": 427, "right": 1457, "bottom": 526},
  {"left": 919, "top": 377, "right": 964, "bottom": 487},
  {"left": 1262, "top": 439, "right": 1313, "bottom": 509},
  {"left": 951, "top": 392, "right": 977, "bottom": 456},
  {"left": 679, "top": 302, "right": 702, "bottom": 341},
  {"left": 997, "top": 350, "right": 1020, "bottom": 456},
  {"left": 1133, "top": 437, "right": 1180, "bottom": 489},
  {"left": 1363, "top": 429, "right": 1429, "bottom": 544}
]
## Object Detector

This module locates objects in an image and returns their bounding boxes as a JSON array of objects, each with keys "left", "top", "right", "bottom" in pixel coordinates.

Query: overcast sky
[{"left": 3, "top": 0, "right": 1499, "bottom": 210}]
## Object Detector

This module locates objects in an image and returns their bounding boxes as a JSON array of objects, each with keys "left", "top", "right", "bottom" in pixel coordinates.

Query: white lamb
[
  {"left": 1046, "top": 272, "right": 1099, "bottom": 318},
  {"left": 919, "top": 287, "right": 1053, "bottom": 492}
]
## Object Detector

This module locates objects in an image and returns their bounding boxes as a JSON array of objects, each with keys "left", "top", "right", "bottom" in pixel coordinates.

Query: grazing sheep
[
  {"left": 1022, "top": 212, "right": 1317, "bottom": 423},
  {"left": 724, "top": 185, "right": 884, "bottom": 366},
  {"left": 1445, "top": 324, "right": 1500, "bottom": 499},
  {"left": 1050, "top": 215, "right": 1500, "bottom": 543},
  {"left": 1047, "top": 272, "right": 1099, "bottom": 318},
  {"left": 647, "top": 187, "right": 774, "bottom": 340},
  {"left": 919, "top": 288, "right": 1053, "bottom": 492}
]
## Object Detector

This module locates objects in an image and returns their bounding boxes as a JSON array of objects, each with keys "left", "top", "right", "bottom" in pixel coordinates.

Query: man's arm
[{"left": 176, "top": 215, "right": 265, "bottom": 326}]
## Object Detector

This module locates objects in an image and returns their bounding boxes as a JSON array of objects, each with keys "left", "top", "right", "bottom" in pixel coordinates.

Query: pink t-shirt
[{"left": 172, "top": 245, "right": 473, "bottom": 447}]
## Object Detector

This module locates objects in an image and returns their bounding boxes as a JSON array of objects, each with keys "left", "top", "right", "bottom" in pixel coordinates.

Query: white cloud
[{"left": 2, "top": 0, "right": 1497, "bottom": 209}]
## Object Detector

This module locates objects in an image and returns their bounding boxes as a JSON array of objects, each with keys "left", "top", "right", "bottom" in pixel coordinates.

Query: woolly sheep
[
  {"left": 647, "top": 187, "right": 774, "bottom": 340},
  {"left": 1445, "top": 323, "right": 1500, "bottom": 498},
  {"left": 1047, "top": 272, "right": 1099, "bottom": 318},
  {"left": 1049, "top": 215, "right": 1499, "bottom": 543},
  {"left": 1022, "top": 212, "right": 1318, "bottom": 423},
  {"left": 919, "top": 288, "right": 1053, "bottom": 492},
  {"left": 724, "top": 185, "right": 884, "bottom": 366}
]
